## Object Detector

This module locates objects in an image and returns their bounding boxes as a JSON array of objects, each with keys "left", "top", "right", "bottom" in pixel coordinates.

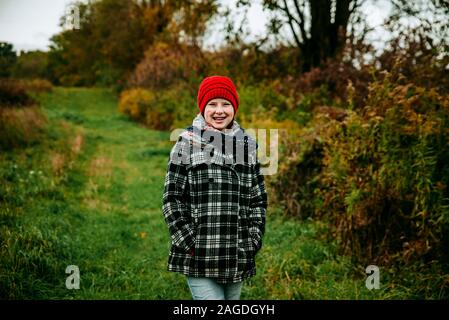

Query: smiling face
[{"left": 203, "top": 98, "right": 235, "bottom": 130}]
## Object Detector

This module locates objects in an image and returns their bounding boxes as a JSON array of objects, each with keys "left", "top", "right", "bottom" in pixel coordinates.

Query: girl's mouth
[{"left": 213, "top": 116, "right": 226, "bottom": 121}]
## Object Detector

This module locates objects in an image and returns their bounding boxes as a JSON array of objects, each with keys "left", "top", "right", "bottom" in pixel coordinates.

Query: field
[{"left": 0, "top": 88, "right": 439, "bottom": 299}]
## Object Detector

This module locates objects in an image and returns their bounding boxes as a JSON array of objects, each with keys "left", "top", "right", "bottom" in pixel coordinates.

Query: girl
[{"left": 162, "top": 75, "right": 267, "bottom": 300}]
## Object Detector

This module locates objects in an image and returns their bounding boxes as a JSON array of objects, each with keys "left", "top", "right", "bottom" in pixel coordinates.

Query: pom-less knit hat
[{"left": 197, "top": 76, "right": 239, "bottom": 115}]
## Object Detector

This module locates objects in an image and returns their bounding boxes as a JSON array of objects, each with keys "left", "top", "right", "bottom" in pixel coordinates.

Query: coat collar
[{"left": 180, "top": 113, "right": 257, "bottom": 167}]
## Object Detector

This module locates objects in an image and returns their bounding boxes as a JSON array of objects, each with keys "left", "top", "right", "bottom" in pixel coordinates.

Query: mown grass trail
[{"left": 1, "top": 88, "right": 396, "bottom": 299}]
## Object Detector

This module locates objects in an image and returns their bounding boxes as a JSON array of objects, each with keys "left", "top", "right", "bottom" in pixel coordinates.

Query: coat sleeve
[
  {"left": 248, "top": 158, "right": 268, "bottom": 254},
  {"left": 162, "top": 137, "right": 196, "bottom": 253}
]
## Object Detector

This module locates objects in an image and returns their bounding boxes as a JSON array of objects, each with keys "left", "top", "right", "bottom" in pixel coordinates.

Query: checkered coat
[{"left": 162, "top": 114, "right": 267, "bottom": 284}]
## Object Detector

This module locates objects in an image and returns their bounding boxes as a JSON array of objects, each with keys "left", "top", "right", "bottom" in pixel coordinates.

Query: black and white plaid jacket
[{"left": 162, "top": 114, "right": 268, "bottom": 284}]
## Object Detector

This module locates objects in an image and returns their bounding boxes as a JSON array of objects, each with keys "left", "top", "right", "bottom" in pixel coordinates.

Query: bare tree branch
[
  {"left": 282, "top": 0, "right": 303, "bottom": 47},
  {"left": 292, "top": 0, "right": 309, "bottom": 42}
]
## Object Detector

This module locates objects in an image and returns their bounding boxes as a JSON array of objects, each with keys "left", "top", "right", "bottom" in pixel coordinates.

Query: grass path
[
  {"left": 40, "top": 87, "right": 187, "bottom": 299},
  {"left": 1, "top": 87, "right": 396, "bottom": 299}
]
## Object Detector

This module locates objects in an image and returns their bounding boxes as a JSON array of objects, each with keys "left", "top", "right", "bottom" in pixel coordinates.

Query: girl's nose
[{"left": 215, "top": 106, "right": 224, "bottom": 113}]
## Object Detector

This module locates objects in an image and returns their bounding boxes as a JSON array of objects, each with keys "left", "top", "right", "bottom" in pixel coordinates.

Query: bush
[
  {"left": 377, "top": 26, "right": 449, "bottom": 95},
  {"left": 238, "top": 82, "right": 288, "bottom": 117},
  {"left": 127, "top": 41, "right": 207, "bottom": 94},
  {"left": 118, "top": 88, "right": 154, "bottom": 121},
  {"left": 0, "top": 78, "right": 53, "bottom": 108},
  {"left": 266, "top": 122, "right": 324, "bottom": 220},
  {"left": 270, "top": 71, "right": 449, "bottom": 269},
  {"left": 0, "top": 78, "right": 36, "bottom": 107},
  {"left": 0, "top": 105, "right": 48, "bottom": 150},
  {"left": 323, "top": 73, "right": 449, "bottom": 265},
  {"left": 146, "top": 85, "right": 195, "bottom": 131},
  {"left": 0, "top": 78, "right": 50, "bottom": 150},
  {"left": 118, "top": 87, "right": 184, "bottom": 131},
  {"left": 22, "top": 79, "right": 53, "bottom": 93}
]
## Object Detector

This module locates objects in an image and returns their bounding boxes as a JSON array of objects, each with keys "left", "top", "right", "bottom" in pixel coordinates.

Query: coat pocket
[
  {"left": 237, "top": 244, "right": 255, "bottom": 272},
  {"left": 190, "top": 207, "right": 199, "bottom": 253},
  {"left": 237, "top": 216, "right": 256, "bottom": 272}
]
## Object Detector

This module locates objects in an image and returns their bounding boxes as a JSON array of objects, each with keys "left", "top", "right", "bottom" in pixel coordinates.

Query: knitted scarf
[{"left": 179, "top": 113, "right": 257, "bottom": 165}]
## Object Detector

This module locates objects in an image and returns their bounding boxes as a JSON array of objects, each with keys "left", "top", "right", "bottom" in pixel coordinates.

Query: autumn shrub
[
  {"left": 147, "top": 85, "right": 195, "bottom": 131},
  {"left": 320, "top": 73, "right": 449, "bottom": 265},
  {"left": 118, "top": 87, "right": 193, "bottom": 131},
  {"left": 0, "top": 105, "right": 48, "bottom": 150},
  {"left": 118, "top": 88, "right": 155, "bottom": 121},
  {"left": 238, "top": 82, "right": 308, "bottom": 127},
  {"left": 377, "top": 26, "right": 449, "bottom": 95},
  {"left": 267, "top": 25, "right": 449, "bottom": 271},
  {"left": 0, "top": 78, "right": 36, "bottom": 107},
  {"left": 272, "top": 25, "right": 449, "bottom": 115},
  {"left": 275, "top": 60, "right": 372, "bottom": 113},
  {"left": 22, "top": 79, "right": 53, "bottom": 93},
  {"left": 127, "top": 41, "right": 208, "bottom": 95},
  {"left": 270, "top": 71, "right": 449, "bottom": 270},
  {"left": 266, "top": 112, "right": 327, "bottom": 220},
  {"left": 0, "top": 78, "right": 50, "bottom": 150}
]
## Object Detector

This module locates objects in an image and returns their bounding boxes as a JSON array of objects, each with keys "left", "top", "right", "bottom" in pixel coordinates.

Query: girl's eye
[{"left": 207, "top": 102, "right": 230, "bottom": 107}]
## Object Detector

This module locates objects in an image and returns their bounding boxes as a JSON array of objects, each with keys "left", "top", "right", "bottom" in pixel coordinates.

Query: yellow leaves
[
  {"left": 134, "top": 231, "right": 148, "bottom": 240},
  {"left": 139, "top": 232, "right": 147, "bottom": 239},
  {"left": 118, "top": 88, "right": 155, "bottom": 120}
]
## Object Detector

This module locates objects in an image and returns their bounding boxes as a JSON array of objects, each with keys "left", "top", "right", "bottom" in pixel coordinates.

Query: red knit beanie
[{"left": 197, "top": 76, "right": 239, "bottom": 115}]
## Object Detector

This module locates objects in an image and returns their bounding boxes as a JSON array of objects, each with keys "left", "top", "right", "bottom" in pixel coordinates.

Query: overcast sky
[{"left": 0, "top": 0, "right": 391, "bottom": 53}]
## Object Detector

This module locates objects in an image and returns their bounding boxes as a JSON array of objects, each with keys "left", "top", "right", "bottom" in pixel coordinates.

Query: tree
[
  {"left": 0, "top": 42, "right": 17, "bottom": 78},
  {"left": 235, "top": 0, "right": 449, "bottom": 73},
  {"left": 259, "top": 0, "right": 362, "bottom": 72},
  {"left": 47, "top": 0, "right": 182, "bottom": 86},
  {"left": 47, "top": 0, "right": 218, "bottom": 86},
  {"left": 387, "top": 0, "right": 449, "bottom": 47}
]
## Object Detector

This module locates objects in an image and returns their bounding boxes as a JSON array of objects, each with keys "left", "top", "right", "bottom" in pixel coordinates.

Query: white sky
[
  {"left": 0, "top": 0, "right": 392, "bottom": 53},
  {"left": 0, "top": 0, "right": 72, "bottom": 52}
]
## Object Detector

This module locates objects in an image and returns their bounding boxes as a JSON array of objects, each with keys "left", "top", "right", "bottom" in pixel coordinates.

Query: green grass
[{"left": 0, "top": 87, "right": 445, "bottom": 299}]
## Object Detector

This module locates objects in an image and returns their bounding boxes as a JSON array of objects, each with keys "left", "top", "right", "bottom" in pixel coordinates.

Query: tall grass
[{"left": 0, "top": 78, "right": 52, "bottom": 150}]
